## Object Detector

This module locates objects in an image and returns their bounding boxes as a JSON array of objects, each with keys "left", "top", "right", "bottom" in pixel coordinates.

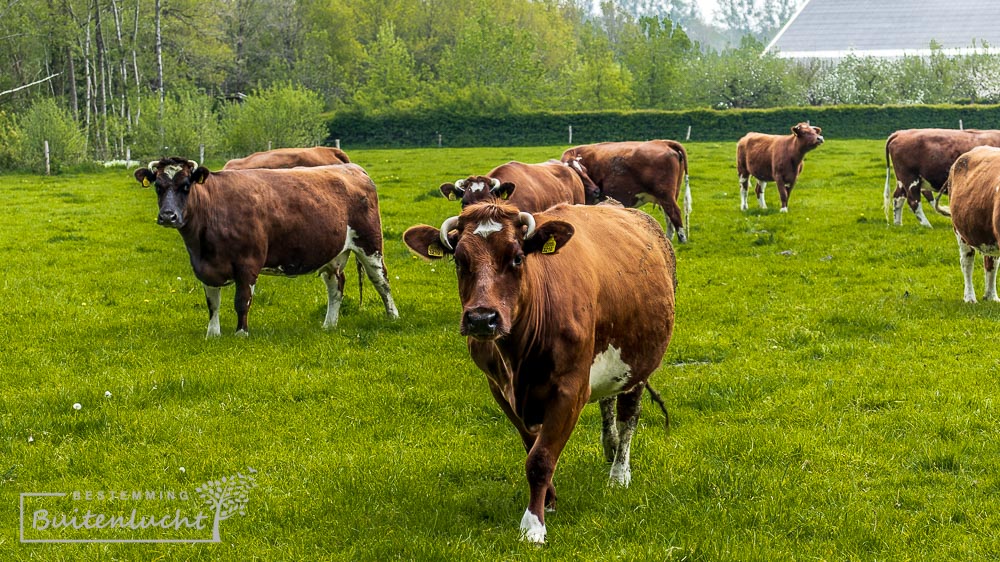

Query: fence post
[
  {"left": 199, "top": 144, "right": 205, "bottom": 164},
  {"left": 335, "top": 138, "right": 341, "bottom": 149},
  {"left": 959, "top": 119, "right": 964, "bottom": 130},
  {"left": 686, "top": 125, "right": 692, "bottom": 141},
  {"left": 568, "top": 125, "right": 573, "bottom": 144},
  {"left": 44, "top": 140, "right": 50, "bottom": 175},
  {"left": 438, "top": 133, "right": 442, "bottom": 148},
  {"left": 268, "top": 141, "right": 272, "bottom": 151},
  {"left": 126, "top": 146, "right": 131, "bottom": 163}
]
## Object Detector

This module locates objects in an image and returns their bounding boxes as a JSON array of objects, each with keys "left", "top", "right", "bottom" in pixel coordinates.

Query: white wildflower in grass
[
  {"left": 72, "top": 403, "right": 82, "bottom": 410},
  {"left": 179, "top": 466, "right": 186, "bottom": 473},
  {"left": 105, "top": 391, "right": 112, "bottom": 398},
  {"left": 28, "top": 435, "right": 34, "bottom": 443}
]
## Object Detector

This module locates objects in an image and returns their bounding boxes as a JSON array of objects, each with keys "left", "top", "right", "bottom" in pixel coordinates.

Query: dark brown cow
[
  {"left": 439, "top": 159, "right": 598, "bottom": 211},
  {"left": 134, "top": 157, "right": 398, "bottom": 336},
  {"left": 885, "top": 128, "right": 1000, "bottom": 227},
  {"left": 403, "top": 201, "right": 676, "bottom": 544},
  {"left": 561, "top": 140, "right": 691, "bottom": 242},
  {"left": 933, "top": 146, "right": 1000, "bottom": 302},
  {"left": 223, "top": 146, "right": 351, "bottom": 170},
  {"left": 737, "top": 122, "right": 824, "bottom": 213}
]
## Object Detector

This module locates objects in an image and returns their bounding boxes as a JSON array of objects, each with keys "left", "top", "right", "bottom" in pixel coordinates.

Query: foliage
[
  {"left": 11, "top": 98, "right": 87, "bottom": 173},
  {"left": 0, "top": 110, "right": 18, "bottom": 171},
  {"left": 220, "top": 83, "right": 327, "bottom": 156},
  {"left": 132, "top": 89, "right": 221, "bottom": 161},
  {"left": 7, "top": 142, "right": 1000, "bottom": 559}
]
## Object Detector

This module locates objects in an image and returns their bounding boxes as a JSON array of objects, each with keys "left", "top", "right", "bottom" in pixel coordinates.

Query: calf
[
  {"left": 885, "top": 128, "right": 1000, "bottom": 227},
  {"left": 223, "top": 146, "right": 350, "bottom": 170},
  {"left": 134, "top": 157, "right": 398, "bottom": 336},
  {"left": 404, "top": 201, "right": 676, "bottom": 543},
  {"left": 933, "top": 146, "right": 1000, "bottom": 302},
  {"left": 737, "top": 122, "right": 824, "bottom": 212},
  {"left": 561, "top": 140, "right": 691, "bottom": 242},
  {"left": 439, "top": 159, "right": 597, "bottom": 212}
]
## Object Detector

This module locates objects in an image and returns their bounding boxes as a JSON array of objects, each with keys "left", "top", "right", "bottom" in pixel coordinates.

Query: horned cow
[
  {"left": 737, "top": 122, "right": 824, "bottom": 213},
  {"left": 439, "top": 159, "right": 597, "bottom": 211}
]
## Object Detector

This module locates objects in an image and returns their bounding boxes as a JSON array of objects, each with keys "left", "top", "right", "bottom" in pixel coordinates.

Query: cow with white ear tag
[{"left": 404, "top": 200, "right": 676, "bottom": 544}]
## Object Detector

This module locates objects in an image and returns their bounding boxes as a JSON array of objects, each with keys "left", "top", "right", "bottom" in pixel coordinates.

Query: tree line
[{"left": 3, "top": 0, "right": 1000, "bottom": 168}]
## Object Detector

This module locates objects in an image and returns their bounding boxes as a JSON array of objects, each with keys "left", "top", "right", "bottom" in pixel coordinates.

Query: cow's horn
[
  {"left": 519, "top": 212, "right": 536, "bottom": 239},
  {"left": 187, "top": 160, "right": 199, "bottom": 170},
  {"left": 440, "top": 216, "right": 460, "bottom": 250},
  {"left": 454, "top": 179, "right": 466, "bottom": 192},
  {"left": 490, "top": 177, "right": 501, "bottom": 189},
  {"left": 148, "top": 160, "right": 159, "bottom": 171}
]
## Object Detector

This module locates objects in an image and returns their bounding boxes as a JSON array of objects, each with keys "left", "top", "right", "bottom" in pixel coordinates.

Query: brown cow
[
  {"left": 885, "top": 128, "right": 1000, "bottom": 227},
  {"left": 223, "top": 146, "right": 351, "bottom": 170},
  {"left": 439, "top": 159, "right": 598, "bottom": 211},
  {"left": 933, "top": 146, "right": 1000, "bottom": 302},
  {"left": 737, "top": 122, "right": 824, "bottom": 213},
  {"left": 134, "top": 157, "right": 398, "bottom": 336},
  {"left": 403, "top": 201, "right": 676, "bottom": 544},
  {"left": 561, "top": 140, "right": 691, "bottom": 242}
]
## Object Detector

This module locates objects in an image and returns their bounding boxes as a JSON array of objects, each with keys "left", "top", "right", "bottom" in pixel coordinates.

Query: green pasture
[{"left": 4, "top": 140, "right": 1000, "bottom": 560}]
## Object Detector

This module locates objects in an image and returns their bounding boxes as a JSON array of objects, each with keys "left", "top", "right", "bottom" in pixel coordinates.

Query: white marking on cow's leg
[
  {"left": 204, "top": 285, "right": 221, "bottom": 338},
  {"left": 913, "top": 203, "right": 932, "bottom": 228},
  {"left": 958, "top": 233, "right": 978, "bottom": 303},
  {"left": 609, "top": 416, "right": 637, "bottom": 487},
  {"left": 739, "top": 175, "right": 749, "bottom": 210},
  {"left": 519, "top": 509, "right": 546, "bottom": 544},
  {"left": 599, "top": 397, "right": 619, "bottom": 463},
  {"left": 893, "top": 196, "right": 906, "bottom": 226},
  {"left": 343, "top": 226, "right": 399, "bottom": 320},
  {"left": 321, "top": 269, "right": 345, "bottom": 329},
  {"left": 985, "top": 261, "right": 999, "bottom": 302},
  {"left": 757, "top": 181, "right": 767, "bottom": 209},
  {"left": 664, "top": 219, "right": 675, "bottom": 241},
  {"left": 589, "top": 345, "right": 631, "bottom": 402}
]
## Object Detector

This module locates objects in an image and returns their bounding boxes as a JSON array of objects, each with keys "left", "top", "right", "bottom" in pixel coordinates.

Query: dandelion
[
  {"left": 72, "top": 403, "right": 82, "bottom": 411},
  {"left": 105, "top": 391, "right": 112, "bottom": 398},
  {"left": 179, "top": 466, "right": 186, "bottom": 473},
  {"left": 28, "top": 435, "right": 34, "bottom": 443}
]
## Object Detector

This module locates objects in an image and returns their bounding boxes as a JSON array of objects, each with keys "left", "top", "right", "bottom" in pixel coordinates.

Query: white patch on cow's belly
[
  {"left": 473, "top": 219, "right": 503, "bottom": 238},
  {"left": 589, "top": 344, "right": 632, "bottom": 402},
  {"left": 977, "top": 244, "right": 1000, "bottom": 257}
]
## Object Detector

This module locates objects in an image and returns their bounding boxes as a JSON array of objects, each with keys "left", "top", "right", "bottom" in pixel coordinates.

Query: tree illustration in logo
[{"left": 195, "top": 468, "right": 258, "bottom": 542}]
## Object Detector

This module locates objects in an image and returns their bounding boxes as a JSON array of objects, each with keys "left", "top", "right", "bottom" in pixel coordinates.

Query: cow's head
[
  {"left": 134, "top": 157, "right": 210, "bottom": 228},
  {"left": 403, "top": 201, "right": 574, "bottom": 340},
  {"left": 564, "top": 157, "right": 601, "bottom": 204},
  {"left": 440, "top": 175, "right": 515, "bottom": 208},
  {"left": 792, "top": 122, "right": 824, "bottom": 151}
]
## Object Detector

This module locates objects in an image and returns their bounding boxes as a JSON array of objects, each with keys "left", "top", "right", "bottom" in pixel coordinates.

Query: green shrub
[
  {"left": 0, "top": 110, "right": 18, "bottom": 171},
  {"left": 131, "top": 90, "right": 221, "bottom": 162},
  {"left": 13, "top": 99, "right": 87, "bottom": 173},
  {"left": 220, "top": 83, "right": 327, "bottom": 156}
]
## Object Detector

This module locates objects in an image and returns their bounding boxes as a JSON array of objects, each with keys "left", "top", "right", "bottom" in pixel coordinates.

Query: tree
[
  {"left": 621, "top": 16, "right": 695, "bottom": 109},
  {"left": 352, "top": 22, "right": 422, "bottom": 113}
]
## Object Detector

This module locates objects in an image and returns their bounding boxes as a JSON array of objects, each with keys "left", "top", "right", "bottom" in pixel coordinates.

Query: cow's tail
[
  {"left": 356, "top": 255, "right": 364, "bottom": 307},
  {"left": 933, "top": 177, "right": 953, "bottom": 217},
  {"left": 645, "top": 383, "right": 670, "bottom": 429},
  {"left": 883, "top": 137, "right": 894, "bottom": 224},
  {"left": 681, "top": 153, "right": 692, "bottom": 240}
]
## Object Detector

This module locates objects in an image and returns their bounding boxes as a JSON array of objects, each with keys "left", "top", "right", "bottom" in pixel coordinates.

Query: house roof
[{"left": 766, "top": 0, "right": 1000, "bottom": 59}]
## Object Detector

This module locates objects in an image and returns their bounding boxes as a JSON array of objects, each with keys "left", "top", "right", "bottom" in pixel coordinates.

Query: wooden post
[
  {"left": 686, "top": 125, "right": 692, "bottom": 141},
  {"left": 126, "top": 146, "right": 131, "bottom": 162},
  {"left": 44, "top": 140, "right": 50, "bottom": 175},
  {"left": 334, "top": 138, "right": 341, "bottom": 149},
  {"left": 959, "top": 119, "right": 964, "bottom": 130},
  {"left": 268, "top": 141, "right": 272, "bottom": 151},
  {"left": 199, "top": 144, "right": 205, "bottom": 164},
  {"left": 437, "top": 133, "right": 442, "bottom": 148},
  {"left": 568, "top": 125, "right": 573, "bottom": 144}
]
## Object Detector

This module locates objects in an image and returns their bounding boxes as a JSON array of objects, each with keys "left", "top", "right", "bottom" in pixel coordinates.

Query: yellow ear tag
[
  {"left": 142, "top": 178, "right": 150, "bottom": 187},
  {"left": 541, "top": 236, "right": 557, "bottom": 254},
  {"left": 447, "top": 193, "right": 456, "bottom": 201},
  {"left": 501, "top": 191, "right": 509, "bottom": 200},
  {"left": 427, "top": 243, "right": 444, "bottom": 257}
]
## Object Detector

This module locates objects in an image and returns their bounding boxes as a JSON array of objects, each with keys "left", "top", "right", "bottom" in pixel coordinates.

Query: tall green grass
[{"left": 3, "top": 140, "right": 1000, "bottom": 560}]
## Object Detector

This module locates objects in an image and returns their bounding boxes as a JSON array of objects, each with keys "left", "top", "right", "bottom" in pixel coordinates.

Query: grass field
[{"left": 4, "top": 139, "right": 1000, "bottom": 560}]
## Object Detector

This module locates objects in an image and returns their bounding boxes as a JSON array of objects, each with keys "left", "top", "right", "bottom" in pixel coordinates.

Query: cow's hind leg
[
  {"left": 905, "top": 179, "right": 932, "bottom": 227},
  {"left": 756, "top": 180, "right": 767, "bottom": 209},
  {"left": 354, "top": 248, "right": 399, "bottom": 319},
  {"left": 609, "top": 385, "right": 643, "bottom": 487},
  {"left": 739, "top": 175, "right": 750, "bottom": 210},
  {"left": 958, "top": 232, "right": 978, "bottom": 303},
  {"left": 984, "top": 255, "right": 1000, "bottom": 302},
  {"left": 204, "top": 284, "right": 222, "bottom": 338},
  {"left": 599, "top": 397, "right": 619, "bottom": 463},
  {"left": 319, "top": 253, "right": 351, "bottom": 328},
  {"left": 660, "top": 198, "right": 686, "bottom": 243}
]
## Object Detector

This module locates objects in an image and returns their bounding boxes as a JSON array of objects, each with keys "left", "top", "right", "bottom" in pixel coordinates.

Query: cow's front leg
[
  {"left": 233, "top": 269, "right": 259, "bottom": 336},
  {"left": 204, "top": 284, "right": 222, "bottom": 338},
  {"left": 776, "top": 178, "right": 792, "bottom": 213},
  {"left": 755, "top": 180, "right": 767, "bottom": 209},
  {"left": 907, "top": 180, "right": 932, "bottom": 227},
  {"left": 984, "top": 255, "right": 999, "bottom": 302},
  {"left": 520, "top": 384, "right": 586, "bottom": 544},
  {"left": 609, "top": 385, "right": 643, "bottom": 487},
  {"left": 957, "top": 232, "right": 977, "bottom": 303}
]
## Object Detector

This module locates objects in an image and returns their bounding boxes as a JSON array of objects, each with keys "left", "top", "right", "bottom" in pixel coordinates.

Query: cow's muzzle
[
  {"left": 462, "top": 308, "right": 500, "bottom": 339},
  {"left": 157, "top": 210, "right": 183, "bottom": 228}
]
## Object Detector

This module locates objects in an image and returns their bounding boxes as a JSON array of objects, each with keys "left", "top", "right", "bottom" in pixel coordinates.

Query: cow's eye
[{"left": 512, "top": 254, "right": 524, "bottom": 268}]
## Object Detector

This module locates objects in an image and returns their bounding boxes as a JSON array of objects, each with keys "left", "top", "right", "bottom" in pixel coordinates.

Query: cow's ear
[
  {"left": 813, "top": 126, "right": 822, "bottom": 135},
  {"left": 190, "top": 166, "right": 210, "bottom": 184},
  {"left": 523, "top": 221, "right": 574, "bottom": 256},
  {"left": 404, "top": 225, "right": 452, "bottom": 260},
  {"left": 440, "top": 183, "right": 463, "bottom": 201},
  {"left": 491, "top": 181, "right": 516, "bottom": 200},
  {"left": 134, "top": 168, "right": 155, "bottom": 187}
]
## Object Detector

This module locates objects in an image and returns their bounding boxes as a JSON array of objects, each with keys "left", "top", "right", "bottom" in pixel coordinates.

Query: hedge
[{"left": 327, "top": 104, "right": 1000, "bottom": 148}]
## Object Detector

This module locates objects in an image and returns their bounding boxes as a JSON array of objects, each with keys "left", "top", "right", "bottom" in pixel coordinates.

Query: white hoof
[{"left": 609, "top": 465, "right": 632, "bottom": 488}]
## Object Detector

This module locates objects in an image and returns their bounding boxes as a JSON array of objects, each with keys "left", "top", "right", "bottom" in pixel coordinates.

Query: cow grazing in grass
[
  {"left": 737, "top": 122, "right": 824, "bottom": 213},
  {"left": 561, "top": 140, "right": 691, "bottom": 242},
  {"left": 933, "top": 146, "right": 1000, "bottom": 302},
  {"left": 134, "top": 157, "right": 398, "bottom": 336},
  {"left": 223, "top": 146, "right": 351, "bottom": 170},
  {"left": 885, "top": 128, "right": 1000, "bottom": 227},
  {"left": 403, "top": 200, "right": 676, "bottom": 544},
  {"left": 439, "top": 159, "right": 598, "bottom": 212}
]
